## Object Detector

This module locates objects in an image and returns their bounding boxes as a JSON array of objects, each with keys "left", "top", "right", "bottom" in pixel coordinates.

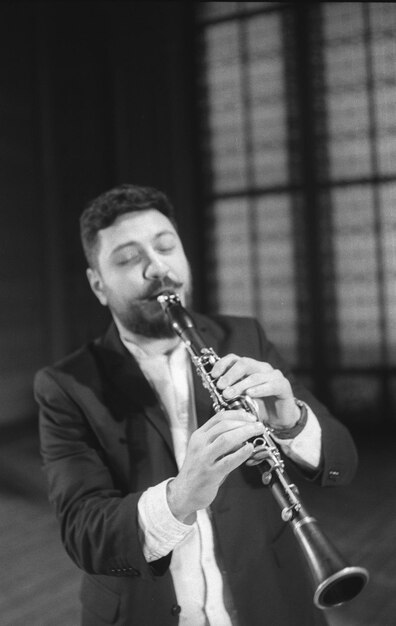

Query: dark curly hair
[{"left": 80, "top": 183, "right": 177, "bottom": 267}]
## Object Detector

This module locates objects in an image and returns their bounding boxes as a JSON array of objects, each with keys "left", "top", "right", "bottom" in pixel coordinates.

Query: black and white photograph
[{"left": 0, "top": 2, "right": 395, "bottom": 625}]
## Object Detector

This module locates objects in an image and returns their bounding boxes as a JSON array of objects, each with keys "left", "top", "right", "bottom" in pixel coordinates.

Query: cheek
[
  {"left": 105, "top": 268, "right": 143, "bottom": 295},
  {"left": 101, "top": 278, "right": 132, "bottom": 309},
  {"left": 172, "top": 253, "right": 190, "bottom": 279}
]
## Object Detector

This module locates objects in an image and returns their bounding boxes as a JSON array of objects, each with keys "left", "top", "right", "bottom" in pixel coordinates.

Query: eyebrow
[{"left": 110, "top": 229, "right": 176, "bottom": 256}]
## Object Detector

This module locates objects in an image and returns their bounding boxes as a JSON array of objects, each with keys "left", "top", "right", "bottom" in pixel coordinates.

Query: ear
[{"left": 86, "top": 268, "right": 108, "bottom": 306}]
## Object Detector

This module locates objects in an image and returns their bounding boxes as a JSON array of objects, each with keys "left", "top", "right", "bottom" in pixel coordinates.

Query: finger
[
  {"left": 209, "top": 422, "right": 265, "bottom": 460},
  {"left": 223, "top": 370, "right": 290, "bottom": 401},
  {"left": 247, "top": 373, "right": 292, "bottom": 401},
  {"left": 201, "top": 418, "right": 261, "bottom": 446},
  {"left": 210, "top": 354, "right": 239, "bottom": 379},
  {"left": 215, "top": 358, "right": 274, "bottom": 390},
  {"left": 198, "top": 412, "right": 262, "bottom": 446},
  {"left": 221, "top": 372, "right": 267, "bottom": 398},
  {"left": 246, "top": 456, "right": 271, "bottom": 467},
  {"left": 246, "top": 448, "right": 272, "bottom": 466},
  {"left": 216, "top": 441, "right": 255, "bottom": 474},
  {"left": 198, "top": 409, "right": 257, "bottom": 433}
]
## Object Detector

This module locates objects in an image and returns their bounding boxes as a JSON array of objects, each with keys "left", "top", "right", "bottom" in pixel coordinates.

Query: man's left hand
[{"left": 211, "top": 354, "right": 300, "bottom": 431}]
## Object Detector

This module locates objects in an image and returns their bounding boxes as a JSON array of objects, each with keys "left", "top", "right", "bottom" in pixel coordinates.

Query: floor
[
  {"left": 0, "top": 420, "right": 395, "bottom": 626},
  {"left": 298, "top": 431, "right": 396, "bottom": 626},
  {"left": 0, "top": 421, "right": 81, "bottom": 626}
]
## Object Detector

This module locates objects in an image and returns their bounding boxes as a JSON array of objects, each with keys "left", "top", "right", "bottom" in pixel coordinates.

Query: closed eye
[
  {"left": 114, "top": 250, "right": 142, "bottom": 266},
  {"left": 155, "top": 233, "right": 177, "bottom": 254}
]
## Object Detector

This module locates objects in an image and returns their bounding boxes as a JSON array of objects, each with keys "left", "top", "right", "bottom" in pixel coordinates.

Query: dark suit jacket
[{"left": 34, "top": 313, "right": 358, "bottom": 626}]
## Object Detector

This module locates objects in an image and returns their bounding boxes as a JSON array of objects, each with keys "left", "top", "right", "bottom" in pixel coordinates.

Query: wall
[{"left": 0, "top": 1, "right": 200, "bottom": 425}]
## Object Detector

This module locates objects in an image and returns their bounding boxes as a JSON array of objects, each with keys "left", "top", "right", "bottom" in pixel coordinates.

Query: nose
[{"left": 144, "top": 253, "right": 170, "bottom": 281}]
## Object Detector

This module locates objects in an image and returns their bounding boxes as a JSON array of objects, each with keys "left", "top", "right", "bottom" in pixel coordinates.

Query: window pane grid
[
  {"left": 199, "top": 22, "right": 247, "bottom": 193},
  {"left": 196, "top": 2, "right": 396, "bottom": 424},
  {"left": 379, "top": 183, "right": 396, "bottom": 362},
  {"left": 254, "top": 195, "right": 297, "bottom": 363},
  {"left": 322, "top": 4, "right": 372, "bottom": 181},
  {"left": 371, "top": 4, "right": 396, "bottom": 176},
  {"left": 206, "top": 198, "right": 254, "bottom": 314},
  {"left": 330, "top": 185, "right": 382, "bottom": 366}
]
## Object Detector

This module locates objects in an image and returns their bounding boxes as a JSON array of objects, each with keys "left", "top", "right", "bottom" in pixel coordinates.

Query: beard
[{"left": 112, "top": 274, "right": 192, "bottom": 339}]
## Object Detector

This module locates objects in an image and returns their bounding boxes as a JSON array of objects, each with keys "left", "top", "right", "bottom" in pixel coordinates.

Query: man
[{"left": 34, "top": 184, "right": 358, "bottom": 626}]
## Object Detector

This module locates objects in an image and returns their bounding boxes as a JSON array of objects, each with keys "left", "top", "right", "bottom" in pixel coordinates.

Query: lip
[
  {"left": 151, "top": 286, "right": 181, "bottom": 300},
  {"left": 143, "top": 291, "right": 176, "bottom": 304}
]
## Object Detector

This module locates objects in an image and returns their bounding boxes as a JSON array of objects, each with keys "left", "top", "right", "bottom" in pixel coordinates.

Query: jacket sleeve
[
  {"left": 34, "top": 367, "right": 170, "bottom": 579},
  {"left": 252, "top": 318, "right": 359, "bottom": 487}
]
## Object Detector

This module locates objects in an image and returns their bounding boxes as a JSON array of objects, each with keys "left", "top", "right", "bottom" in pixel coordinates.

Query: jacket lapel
[
  {"left": 94, "top": 314, "right": 224, "bottom": 456},
  {"left": 96, "top": 323, "right": 174, "bottom": 456},
  {"left": 189, "top": 313, "right": 221, "bottom": 427}
]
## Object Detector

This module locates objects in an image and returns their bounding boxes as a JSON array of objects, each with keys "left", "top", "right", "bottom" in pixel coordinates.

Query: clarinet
[{"left": 157, "top": 292, "right": 369, "bottom": 610}]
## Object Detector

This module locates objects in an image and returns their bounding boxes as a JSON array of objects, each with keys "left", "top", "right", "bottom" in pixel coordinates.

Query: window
[{"left": 195, "top": 2, "right": 396, "bottom": 426}]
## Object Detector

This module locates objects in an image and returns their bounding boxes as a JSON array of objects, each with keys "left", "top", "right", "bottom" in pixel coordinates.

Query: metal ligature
[{"left": 157, "top": 292, "right": 369, "bottom": 610}]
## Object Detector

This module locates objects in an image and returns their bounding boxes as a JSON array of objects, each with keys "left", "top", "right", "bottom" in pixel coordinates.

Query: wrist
[
  {"left": 166, "top": 478, "right": 196, "bottom": 525},
  {"left": 269, "top": 398, "right": 308, "bottom": 440}
]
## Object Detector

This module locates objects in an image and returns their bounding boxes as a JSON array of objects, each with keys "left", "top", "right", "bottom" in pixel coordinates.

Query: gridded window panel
[
  {"left": 206, "top": 197, "right": 255, "bottom": 315},
  {"left": 322, "top": 4, "right": 372, "bottom": 180},
  {"left": 198, "top": 7, "right": 294, "bottom": 355},
  {"left": 379, "top": 183, "right": 396, "bottom": 363},
  {"left": 245, "top": 14, "right": 288, "bottom": 186},
  {"left": 327, "top": 133, "right": 372, "bottom": 180},
  {"left": 196, "top": 2, "right": 240, "bottom": 21},
  {"left": 197, "top": 2, "right": 280, "bottom": 21},
  {"left": 330, "top": 185, "right": 382, "bottom": 366},
  {"left": 196, "top": 3, "right": 396, "bottom": 426},
  {"left": 374, "top": 86, "right": 396, "bottom": 177},
  {"left": 254, "top": 194, "right": 298, "bottom": 364},
  {"left": 326, "top": 89, "right": 370, "bottom": 137},
  {"left": 200, "top": 22, "right": 248, "bottom": 192},
  {"left": 325, "top": 44, "right": 367, "bottom": 90},
  {"left": 322, "top": 2, "right": 366, "bottom": 39},
  {"left": 370, "top": 4, "right": 396, "bottom": 176}
]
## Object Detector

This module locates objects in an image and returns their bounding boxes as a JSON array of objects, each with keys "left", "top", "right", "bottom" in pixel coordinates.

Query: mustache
[{"left": 143, "top": 277, "right": 183, "bottom": 300}]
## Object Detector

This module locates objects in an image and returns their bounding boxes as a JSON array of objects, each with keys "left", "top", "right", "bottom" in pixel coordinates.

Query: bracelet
[{"left": 269, "top": 398, "right": 308, "bottom": 440}]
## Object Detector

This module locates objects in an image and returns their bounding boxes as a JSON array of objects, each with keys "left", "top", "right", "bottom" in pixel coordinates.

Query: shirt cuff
[
  {"left": 137, "top": 479, "right": 194, "bottom": 562},
  {"left": 273, "top": 404, "right": 322, "bottom": 470}
]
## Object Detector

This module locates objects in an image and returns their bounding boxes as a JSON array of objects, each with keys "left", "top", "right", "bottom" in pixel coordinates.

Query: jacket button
[
  {"left": 328, "top": 470, "right": 340, "bottom": 481},
  {"left": 171, "top": 604, "right": 181, "bottom": 616}
]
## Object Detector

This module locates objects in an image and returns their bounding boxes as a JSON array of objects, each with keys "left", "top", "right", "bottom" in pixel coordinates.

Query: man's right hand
[{"left": 166, "top": 410, "right": 265, "bottom": 524}]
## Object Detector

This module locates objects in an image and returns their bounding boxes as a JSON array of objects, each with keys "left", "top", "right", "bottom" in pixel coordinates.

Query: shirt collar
[{"left": 120, "top": 333, "right": 182, "bottom": 361}]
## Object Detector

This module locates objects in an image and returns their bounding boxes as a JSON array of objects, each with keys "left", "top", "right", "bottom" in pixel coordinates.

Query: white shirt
[{"left": 122, "top": 336, "right": 322, "bottom": 626}]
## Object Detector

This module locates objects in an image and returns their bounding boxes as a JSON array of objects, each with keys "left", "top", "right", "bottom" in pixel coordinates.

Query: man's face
[{"left": 87, "top": 209, "right": 192, "bottom": 338}]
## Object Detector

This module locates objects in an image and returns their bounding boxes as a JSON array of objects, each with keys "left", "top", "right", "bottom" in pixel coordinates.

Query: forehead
[{"left": 97, "top": 209, "right": 177, "bottom": 253}]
